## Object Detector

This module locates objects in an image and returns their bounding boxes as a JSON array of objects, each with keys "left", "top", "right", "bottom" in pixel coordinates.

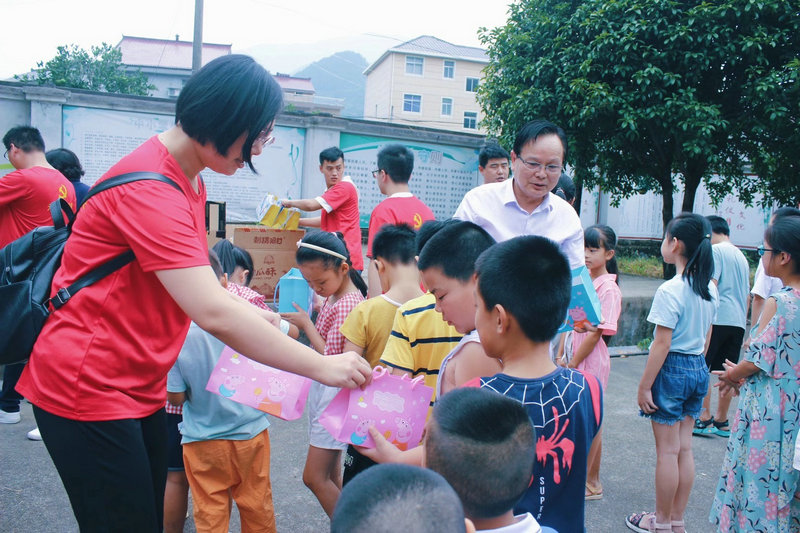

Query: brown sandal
[{"left": 585, "top": 482, "right": 603, "bottom": 500}]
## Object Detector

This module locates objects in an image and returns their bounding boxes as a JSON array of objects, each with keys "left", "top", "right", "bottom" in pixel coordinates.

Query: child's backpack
[{"left": 0, "top": 172, "right": 180, "bottom": 365}]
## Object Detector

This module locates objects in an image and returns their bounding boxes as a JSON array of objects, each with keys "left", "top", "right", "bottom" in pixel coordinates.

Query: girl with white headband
[{"left": 281, "top": 231, "right": 368, "bottom": 517}]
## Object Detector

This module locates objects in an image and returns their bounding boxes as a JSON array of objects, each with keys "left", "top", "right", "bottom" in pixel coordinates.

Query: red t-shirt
[
  {"left": 0, "top": 166, "right": 76, "bottom": 247},
  {"left": 318, "top": 178, "right": 364, "bottom": 270},
  {"left": 17, "top": 136, "right": 209, "bottom": 421},
  {"left": 367, "top": 194, "right": 435, "bottom": 257}
]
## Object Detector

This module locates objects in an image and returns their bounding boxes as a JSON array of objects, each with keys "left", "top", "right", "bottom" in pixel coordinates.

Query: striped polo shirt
[{"left": 379, "top": 292, "right": 462, "bottom": 408}]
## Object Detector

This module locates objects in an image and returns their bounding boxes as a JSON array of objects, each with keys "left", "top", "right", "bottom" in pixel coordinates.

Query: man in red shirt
[
  {"left": 281, "top": 147, "right": 364, "bottom": 271},
  {"left": 0, "top": 126, "right": 76, "bottom": 436},
  {"left": 366, "top": 144, "right": 434, "bottom": 296}
]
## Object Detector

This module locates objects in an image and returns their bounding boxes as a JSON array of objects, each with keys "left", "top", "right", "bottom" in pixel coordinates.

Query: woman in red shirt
[{"left": 16, "top": 55, "right": 371, "bottom": 532}]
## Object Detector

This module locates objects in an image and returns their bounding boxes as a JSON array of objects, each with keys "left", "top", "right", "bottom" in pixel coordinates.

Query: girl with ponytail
[
  {"left": 627, "top": 213, "right": 718, "bottom": 533},
  {"left": 280, "top": 231, "right": 366, "bottom": 517}
]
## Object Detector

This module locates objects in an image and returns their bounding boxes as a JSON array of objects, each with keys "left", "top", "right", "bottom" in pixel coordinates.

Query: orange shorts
[{"left": 182, "top": 430, "right": 276, "bottom": 533}]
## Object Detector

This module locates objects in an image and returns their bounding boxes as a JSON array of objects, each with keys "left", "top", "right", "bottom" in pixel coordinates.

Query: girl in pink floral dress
[
  {"left": 562, "top": 224, "right": 622, "bottom": 500},
  {"left": 711, "top": 213, "right": 800, "bottom": 532}
]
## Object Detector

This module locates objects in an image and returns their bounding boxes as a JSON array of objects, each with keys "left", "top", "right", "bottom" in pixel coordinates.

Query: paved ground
[
  {"left": 2, "top": 274, "right": 699, "bottom": 532},
  {"left": 0, "top": 353, "right": 731, "bottom": 533}
]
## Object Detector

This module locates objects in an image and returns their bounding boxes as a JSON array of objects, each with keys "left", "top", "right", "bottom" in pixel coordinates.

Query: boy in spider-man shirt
[{"left": 469, "top": 236, "right": 602, "bottom": 533}]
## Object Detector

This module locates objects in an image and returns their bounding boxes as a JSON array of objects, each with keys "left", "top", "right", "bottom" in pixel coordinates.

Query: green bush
[{"left": 617, "top": 254, "right": 663, "bottom": 278}]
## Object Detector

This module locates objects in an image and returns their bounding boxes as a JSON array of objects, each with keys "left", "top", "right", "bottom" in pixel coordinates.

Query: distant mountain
[
  {"left": 295, "top": 51, "right": 367, "bottom": 118},
  {"left": 242, "top": 34, "right": 397, "bottom": 75}
]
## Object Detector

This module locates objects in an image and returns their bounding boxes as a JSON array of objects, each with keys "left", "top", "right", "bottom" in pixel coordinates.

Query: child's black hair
[
  {"left": 372, "top": 224, "right": 417, "bottom": 265},
  {"left": 208, "top": 250, "right": 224, "bottom": 280},
  {"left": 426, "top": 387, "right": 535, "bottom": 519},
  {"left": 415, "top": 219, "right": 452, "bottom": 255},
  {"left": 45, "top": 148, "right": 85, "bottom": 182},
  {"left": 665, "top": 212, "right": 714, "bottom": 300},
  {"left": 417, "top": 221, "right": 496, "bottom": 282},
  {"left": 772, "top": 206, "right": 800, "bottom": 221},
  {"left": 296, "top": 231, "right": 367, "bottom": 297},
  {"left": 765, "top": 213, "right": 800, "bottom": 275},
  {"left": 552, "top": 172, "right": 576, "bottom": 204},
  {"left": 706, "top": 215, "right": 730, "bottom": 236},
  {"left": 331, "top": 464, "right": 466, "bottom": 533},
  {"left": 584, "top": 224, "right": 619, "bottom": 282},
  {"left": 476, "top": 236, "right": 571, "bottom": 343},
  {"left": 212, "top": 239, "right": 255, "bottom": 286}
]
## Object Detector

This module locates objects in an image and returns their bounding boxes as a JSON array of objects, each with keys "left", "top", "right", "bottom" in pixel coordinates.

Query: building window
[
  {"left": 466, "top": 77, "right": 479, "bottom": 92},
  {"left": 404, "top": 94, "right": 422, "bottom": 113},
  {"left": 406, "top": 56, "right": 424, "bottom": 76},
  {"left": 443, "top": 60, "right": 455, "bottom": 79},
  {"left": 167, "top": 87, "right": 181, "bottom": 98},
  {"left": 463, "top": 111, "right": 478, "bottom": 129},
  {"left": 441, "top": 98, "right": 453, "bottom": 116}
]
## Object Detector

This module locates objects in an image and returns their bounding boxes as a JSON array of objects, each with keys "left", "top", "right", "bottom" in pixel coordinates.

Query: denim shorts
[{"left": 641, "top": 352, "right": 708, "bottom": 426}]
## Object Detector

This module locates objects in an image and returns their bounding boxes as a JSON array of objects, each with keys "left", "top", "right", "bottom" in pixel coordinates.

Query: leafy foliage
[
  {"left": 479, "top": 0, "right": 800, "bottom": 229},
  {"left": 16, "top": 43, "right": 154, "bottom": 96}
]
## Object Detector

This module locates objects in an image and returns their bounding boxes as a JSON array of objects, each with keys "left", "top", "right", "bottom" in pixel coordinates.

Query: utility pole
[{"left": 192, "top": 0, "right": 203, "bottom": 73}]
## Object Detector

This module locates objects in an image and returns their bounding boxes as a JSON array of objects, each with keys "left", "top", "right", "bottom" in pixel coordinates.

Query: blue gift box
[{"left": 557, "top": 266, "right": 603, "bottom": 333}]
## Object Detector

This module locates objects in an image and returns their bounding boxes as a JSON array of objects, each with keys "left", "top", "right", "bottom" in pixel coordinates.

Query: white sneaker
[
  {"left": 27, "top": 427, "right": 42, "bottom": 441},
  {"left": 0, "top": 410, "right": 21, "bottom": 424}
]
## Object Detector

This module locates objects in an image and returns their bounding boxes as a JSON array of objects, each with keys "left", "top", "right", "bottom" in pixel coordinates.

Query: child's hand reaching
[
  {"left": 637, "top": 387, "right": 658, "bottom": 414},
  {"left": 355, "top": 426, "right": 405, "bottom": 464},
  {"left": 280, "top": 302, "right": 313, "bottom": 331},
  {"left": 317, "top": 351, "right": 373, "bottom": 389}
]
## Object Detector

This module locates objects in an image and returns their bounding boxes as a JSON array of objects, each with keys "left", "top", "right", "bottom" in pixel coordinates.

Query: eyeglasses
[
  {"left": 372, "top": 169, "right": 381, "bottom": 178},
  {"left": 2, "top": 150, "right": 7, "bottom": 160},
  {"left": 255, "top": 130, "right": 275, "bottom": 147},
  {"left": 517, "top": 157, "right": 562, "bottom": 176},
  {"left": 757, "top": 245, "right": 778, "bottom": 257}
]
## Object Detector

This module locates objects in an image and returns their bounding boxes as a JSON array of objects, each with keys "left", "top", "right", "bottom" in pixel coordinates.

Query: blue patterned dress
[{"left": 710, "top": 287, "right": 800, "bottom": 532}]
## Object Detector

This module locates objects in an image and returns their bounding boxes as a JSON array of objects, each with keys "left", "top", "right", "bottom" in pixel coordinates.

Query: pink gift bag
[
  {"left": 205, "top": 346, "right": 312, "bottom": 421},
  {"left": 319, "top": 366, "right": 434, "bottom": 449}
]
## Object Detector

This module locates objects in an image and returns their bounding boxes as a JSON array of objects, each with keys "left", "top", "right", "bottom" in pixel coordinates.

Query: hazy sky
[{"left": 0, "top": 0, "right": 513, "bottom": 78}]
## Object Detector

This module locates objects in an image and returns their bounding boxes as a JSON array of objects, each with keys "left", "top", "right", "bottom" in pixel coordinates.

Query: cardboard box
[{"left": 233, "top": 227, "right": 305, "bottom": 299}]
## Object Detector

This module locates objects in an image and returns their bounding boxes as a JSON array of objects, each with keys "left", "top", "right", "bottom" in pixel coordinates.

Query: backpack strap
[
  {"left": 50, "top": 251, "right": 136, "bottom": 310},
  {"left": 49, "top": 172, "right": 182, "bottom": 310},
  {"left": 50, "top": 199, "right": 75, "bottom": 229},
  {"left": 78, "top": 171, "right": 183, "bottom": 210}
]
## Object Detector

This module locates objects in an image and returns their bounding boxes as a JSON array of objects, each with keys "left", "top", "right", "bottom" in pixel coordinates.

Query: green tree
[
  {"left": 16, "top": 43, "right": 154, "bottom": 96},
  {"left": 479, "top": 0, "right": 800, "bottom": 233}
]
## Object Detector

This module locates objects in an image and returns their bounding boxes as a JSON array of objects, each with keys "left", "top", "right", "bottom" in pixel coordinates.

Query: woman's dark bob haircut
[{"left": 176, "top": 54, "right": 283, "bottom": 172}]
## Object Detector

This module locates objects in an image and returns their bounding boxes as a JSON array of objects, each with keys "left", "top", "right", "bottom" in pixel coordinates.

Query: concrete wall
[{"left": 0, "top": 80, "right": 484, "bottom": 220}]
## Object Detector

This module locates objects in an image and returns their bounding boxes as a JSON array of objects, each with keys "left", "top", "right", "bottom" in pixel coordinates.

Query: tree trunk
[
  {"left": 573, "top": 174, "right": 583, "bottom": 215},
  {"left": 681, "top": 157, "right": 706, "bottom": 213},
  {"left": 660, "top": 175, "right": 676, "bottom": 279}
]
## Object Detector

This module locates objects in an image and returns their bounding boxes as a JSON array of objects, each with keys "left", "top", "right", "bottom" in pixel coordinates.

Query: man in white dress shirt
[{"left": 454, "top": 120, "right": 583, "bottom": 268}]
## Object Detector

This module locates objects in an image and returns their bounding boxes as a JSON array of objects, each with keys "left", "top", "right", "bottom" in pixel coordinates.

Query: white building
[
  {"left": 363, "top": 36, "right": 489, "bottom": 133},
  {"left": 117, "top": 35, "right": 231, "bottom": 99}
]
